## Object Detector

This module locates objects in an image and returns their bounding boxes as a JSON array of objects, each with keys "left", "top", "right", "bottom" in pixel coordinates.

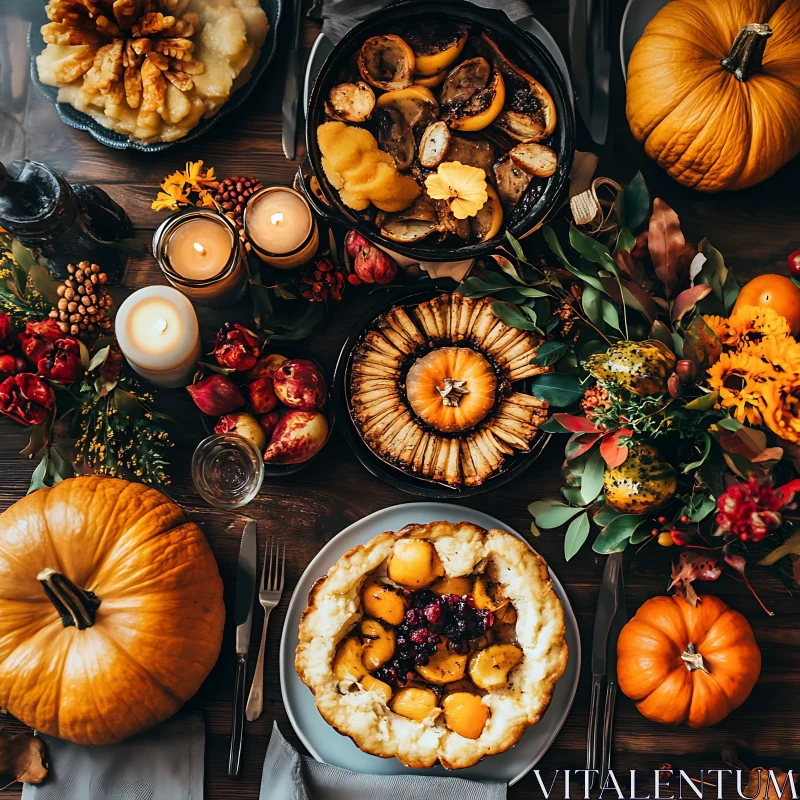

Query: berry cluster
[
  {"left": 373, "top": 589, "right": 494, "bottom": 686},
  {"left": 300, "top": 257, "right": 345, "bottom": 302}
]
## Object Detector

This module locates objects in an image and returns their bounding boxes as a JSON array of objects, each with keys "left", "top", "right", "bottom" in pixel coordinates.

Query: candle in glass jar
[
  {"left": 167, "top": 217, "right": 233, "bottom": 280},
  {"left": 115, "top": 286, "right": 201, "bottom": 388},
  {"left": 153, "top": 209, "right": 247, "bottom": 306},
  {"left": 244, "top": 187, "right": 319, "bottom": 268}
]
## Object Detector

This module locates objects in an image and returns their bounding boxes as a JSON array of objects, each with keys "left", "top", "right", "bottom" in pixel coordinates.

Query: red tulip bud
[
  {"left": 675, "top": 359, "right": 696, "bottom": 384},
  {"left": 186, "top": 374, "right": 245, "bottom": 416}
]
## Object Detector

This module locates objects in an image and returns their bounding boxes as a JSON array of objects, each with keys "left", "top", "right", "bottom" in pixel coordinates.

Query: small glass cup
[{"left": 192, "top": 434, "right": 264, "bottom": 509}]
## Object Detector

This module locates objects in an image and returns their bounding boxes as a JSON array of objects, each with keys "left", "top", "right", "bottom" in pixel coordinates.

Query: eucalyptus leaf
[
  {"left": 601, "top": 299, "right": 623, "bottom": 333},
  {"left": 593, "top": 503, "right": 622, "bottom": 527},
  {"left": 528, "top": 501, "right": 585, "bottom": 528},
  {"left": 684, "top": 391, "right": 720, "bottom": 411},
  {"left": 505, "top": 230, "right": 526, "bottom": 261},
  {"left": 615, "top": 172, "right": 650, "bottom": 232},
  {"left": 717, "top": 417, "right": 743, "bottom": 431},
  {"left": 593, "top": 514, "right": 647, "bottom": 553},
  {"left": 491, "top": 301, "right": 537, "bottom": 331},
  {"left": 581, "top": 448, "right": 605, "bottom": 503},
  {"left": 11, "top": 239, "right": 35, "bottom": 270},
  {"left": 562, "top": 486, "right": 585, "bottom": 505},
  {"left": 532, "top": 340, "right": 569, "bottom": 367},
  {"left": 683, "top": 433, "right": 711, "bottom": 472},
  {"left": 491, "top": 254, "right": 522, "bottom": 285},
  {"left": 539, "top": 416, "right": 568, "bottom": 433},
  {"left": 78, "top": 340, "right": 91, "bottom": 371},
  {"left": 530, "top": 521, "right": 542, "bottom": 537},
  {"left": 564, "top": 513, "right": 590, "bottom": 561},
  {"left": 616, "top": 228, "right": 636, "bottom": 252},
  {"left": 570, "top": 227, "right": 614, "bottom": 268},
  {"left": 28, "top": 453, "right": 49, "bottom": 494},
  {"left": 629, "top": 529, "right": 652, "bottom": 545},
  {"left": 529, "top": 373, "right": 584, "bottom": 407},
  {"left": 87, "top": 345, "right": 110, "bottom": 372},
  {"left": 687, "top": 494, "right": 716, "bottom": 522},
  {"left": 582, "top": 285, "right": 604, "bottom": 328}
]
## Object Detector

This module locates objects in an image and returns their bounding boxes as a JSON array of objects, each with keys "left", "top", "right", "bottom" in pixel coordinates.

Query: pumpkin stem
[
  {"left": 721, "top": 23, "right": 773, "bottom": 82},
  {"left": 680, "top": 643, "right": 710, "bottom": 674},
  {"left": 37, "top": 568, "right": 100, "bottom": 630}
]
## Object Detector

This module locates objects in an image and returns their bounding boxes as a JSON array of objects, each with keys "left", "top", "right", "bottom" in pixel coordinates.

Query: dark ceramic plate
[
  {"left": 198, "top": 346, "right": 335, "bottom": 478},
  {"left": 333, "top": 284, "right": 551, "bottom": 499},
  {"left": 27, "top": 0, "right": 282, "bottom": 152}
]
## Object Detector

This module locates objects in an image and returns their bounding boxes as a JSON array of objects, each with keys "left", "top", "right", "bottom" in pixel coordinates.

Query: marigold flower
[
  {"left": 706, "top": 350, "right": 774, "bottom": 424},
  {"left": 744, "top": 335, "right": 800, "bottom": 378},
  {"left": 702, "top": 315, "right": 737, "bottom": 347},
  {"left": 728, "top": 304, "right": 791, "bottom": 347},
  {"left": 761, "top": 377, "right": 800, "bottom": 444},
  {"left": 424, "top": 161, "right": 488, "bottom": 219}
]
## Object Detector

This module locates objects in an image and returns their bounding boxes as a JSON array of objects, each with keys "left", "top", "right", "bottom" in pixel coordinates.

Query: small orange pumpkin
[
  {"left": 0, "top": 477, "right": 225, "bottom": 744},
  {"left": 617, "top": 594, "right": 760, "bottom": 727},
  {"left": 626, "top": 0, "right": 800, "bottom": 191}
]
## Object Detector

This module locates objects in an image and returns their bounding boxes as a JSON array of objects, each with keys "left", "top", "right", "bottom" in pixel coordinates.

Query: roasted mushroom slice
[
  {"left": 469, "top": 184, "right": 503, "bottom": 242},
  {"left": 325, "top": 81, "right": 376, "bottom": 123},
  {"left": 377, "top": 108, "right": 415, "bottom": 171},
  {"left": 493, "top": 154, "right": 533, "bottom": 210},
  {"left": 419, "top": 121, "right": 451, "bottom": 169},
  {"left": 376, "top": 85, "right": 439, "bottom": 128},
  {"left": 404, "top": 23, "right": 468, "bottom": 77},
  {"left": 377, "top": 196, "right": 438, "bottom": 244},
  {"left": 441, "top": 58, "right": 506, "bottom": 132},
  {"left": 481, "top": 33, "right": 556, "bottom": 142},
  {"left": 508, "top": 142, "right": 558, "bottom": 178},
  {"left": 446, "top": 135, "right": 497, "bottom": 176},
  {"left": 358, "top": 34, "right": 415, "bottom": 91}
]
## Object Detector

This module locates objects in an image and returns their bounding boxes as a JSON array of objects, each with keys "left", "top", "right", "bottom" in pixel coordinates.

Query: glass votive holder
[
  {"left": 192, "top": 434, "right": 264, "bottom": 509},
  {"left": 153, "top": 208, "right": 248, "bottom": 306},
  {"left": 243, "top": 186, "right": 319, "bottom": 269}
]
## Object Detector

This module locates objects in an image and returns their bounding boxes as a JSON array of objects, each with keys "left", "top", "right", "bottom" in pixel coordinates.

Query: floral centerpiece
[{"left": 454, "top": 175, "right": 800, "bottom": 610}]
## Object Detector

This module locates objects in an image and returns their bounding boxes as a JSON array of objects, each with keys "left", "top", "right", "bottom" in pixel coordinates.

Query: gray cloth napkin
[
  {"left": 261, "top": 723, "right": 507, "bottom": 800},
  {"left": 315, "top": 0, "right": 533, "bottom": 43},
  {"left": 21, "top": 712, "right": 205, "bottom": 800}
]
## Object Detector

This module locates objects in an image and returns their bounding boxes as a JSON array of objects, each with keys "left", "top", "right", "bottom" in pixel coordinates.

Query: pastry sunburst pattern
[{"left": 349, "top": 292, "right": 550, "bottom": 486}]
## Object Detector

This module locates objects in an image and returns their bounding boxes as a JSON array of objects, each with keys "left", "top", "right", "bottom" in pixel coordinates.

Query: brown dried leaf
[
  {"left": 0, "top": 730, "right": 48, "bottom": 785},
  {"left": 648, "top": 198, "right": 690, "bottom": 298},
  {"left": 747, "top": 769, "right": 793, "bottom": 800},
  {"left": 669, "top": 551, "right": 722, "bottom": 605}
]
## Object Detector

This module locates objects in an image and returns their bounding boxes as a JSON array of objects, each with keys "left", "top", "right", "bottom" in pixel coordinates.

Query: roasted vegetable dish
[
  {"left": 317, "top": 23, "right": 559, "bottom": 246},
  {"left": 348, "top": 293, "right": 550, "bottom": 487}
]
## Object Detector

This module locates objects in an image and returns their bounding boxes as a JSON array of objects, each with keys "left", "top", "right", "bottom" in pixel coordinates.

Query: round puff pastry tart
[{"left": 295, "top": 520, "right": 567, "bottom": 770}]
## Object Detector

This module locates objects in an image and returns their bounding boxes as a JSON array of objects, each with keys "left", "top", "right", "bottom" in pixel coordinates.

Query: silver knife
[
  {"left": 281, "top": 0, "right": 304, "bottom": 160},
  {"left": 228, "top": 520, "right": 257, "bottom": 778},
  {"left": 568, "top": 0, "right": 591, "bottom": 132},
  {"left": 587, "top": 0, "right": 611, "bottom": 145},
  {"left": 586, "top": 551, "right": 621, "bottom": 788},
  {"left": 601, "top": 558, "right": 626, "bottom": 786}
]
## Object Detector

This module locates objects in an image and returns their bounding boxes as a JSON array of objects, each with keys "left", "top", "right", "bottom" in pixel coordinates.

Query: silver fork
[{"left": 245, "top": 538, "right": 285, "bottom": 722}]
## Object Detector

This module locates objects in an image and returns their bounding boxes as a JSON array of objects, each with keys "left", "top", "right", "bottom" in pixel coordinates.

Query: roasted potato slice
[
  {"left": 358, "top": 34, "right": 415, "bottom": 91},
  {"left": 419, "top": 121, "right": 452, "bottom": 168},
  {"left": 325, "top": 81, "right": 376, "bottom": 123},
  {"left": 493, "top": 154, "right": 533, "bottom": 209},
  {"left": 377, "top": 107, "right": 415, "bottom": 171},
  {"left": 508, "top": 142, "right": 558, "bottom": 178}
]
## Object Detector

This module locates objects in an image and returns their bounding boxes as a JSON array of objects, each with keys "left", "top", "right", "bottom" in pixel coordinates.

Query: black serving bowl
[
  {"left": 333, "top": 284, "right": 551, "bottom": 498},
  {"left": 301, "top": 0, "right": 575, "bottom": 263}
]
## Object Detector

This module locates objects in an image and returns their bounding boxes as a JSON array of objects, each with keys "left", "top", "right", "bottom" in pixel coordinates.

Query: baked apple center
[{"left": 406, "top": 347, "right": 496, "bottom": 433}]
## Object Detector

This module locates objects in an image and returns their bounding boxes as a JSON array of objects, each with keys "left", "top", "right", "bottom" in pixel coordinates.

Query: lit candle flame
[
  {"left": 193, "top": 241, "right": 206, "bottom": 255},
  {"left": 153, "top": 318, "right": 168, "bottom": 335},
  {"left": 270, "top": 212, "right": 284, "bottom": 226}
]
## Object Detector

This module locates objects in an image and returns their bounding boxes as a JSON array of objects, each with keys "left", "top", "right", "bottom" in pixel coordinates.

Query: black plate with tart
[
  {"left": 333, "top": 286, "right": 551, "bottom": 498},
  {"left": 300, "top": 0, "right": 574, "bottom": 262}
]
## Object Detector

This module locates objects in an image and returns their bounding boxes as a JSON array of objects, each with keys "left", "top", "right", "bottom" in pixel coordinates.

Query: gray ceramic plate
[
  {"left": 279, "top": 502, "right": 580, "bottom": 786},
  {"left": 620, "top": 0, "right": 670, "bottom": 80},
  {"left": 27, "top": 0, "right": 282, "bottom": 152}
]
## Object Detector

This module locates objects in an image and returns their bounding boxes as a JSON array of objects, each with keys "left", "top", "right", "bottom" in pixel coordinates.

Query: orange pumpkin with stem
[
  {"left": 626, "top": 0, "right": 800, "bottom": 191},
  {"left": 0, "top": 476, "right": 225, "bottom": 744},
  {"left": 617, "top": 594, "right": 760, "bottom": 727}
]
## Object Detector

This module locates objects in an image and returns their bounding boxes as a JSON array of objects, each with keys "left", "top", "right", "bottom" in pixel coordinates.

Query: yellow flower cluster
[
  {"left": 151, "top": 160, "right": 220, "bottom": 212},
  {"left": 705, "top": 305, "right": 800, "bottom": 441}
]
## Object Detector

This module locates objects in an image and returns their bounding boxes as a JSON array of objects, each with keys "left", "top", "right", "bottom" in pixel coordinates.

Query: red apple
[
  {"left": 273, "top": 359, "right": 327, "bottom": 410},
  {"left": 264, "top": 410, "right": 328, "bottom": 464}
]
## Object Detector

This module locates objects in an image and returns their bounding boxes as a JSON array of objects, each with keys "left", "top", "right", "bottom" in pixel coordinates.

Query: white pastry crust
[{"left": 295, "top": 520, "right": 568, "bottom": 769}]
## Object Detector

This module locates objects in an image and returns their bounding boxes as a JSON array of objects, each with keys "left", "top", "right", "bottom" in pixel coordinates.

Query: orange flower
[
  {"left": 761, "top": 377, "right": 800, "bottom": 444},
  {"left": 706, "top": 350, "right": 774, "bottom": 425},
  {"left": 728, "top": 304, "right": 791, "bottom": 347},
  {"left": 703, "top": 315, "right": 737, "bottom": 347},
  {"left": 744, "top": 335, "right": 800, "bottom": 378}
]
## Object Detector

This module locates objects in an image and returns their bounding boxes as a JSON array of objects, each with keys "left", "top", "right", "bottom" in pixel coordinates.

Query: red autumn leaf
[
  {"left": 719, "top": 428, "right": 767, "bottom": 460},
  {"left": 751, "top": 447, "right": 784, "bottom": 463},
  {"left": 669, "top": 551, "right": 722, "bottom": 606},
  {"left": 601, "top": 276, "right": 659, "bottom": 323},
  {"left": 600, "top": 428, "right": 632, "bottom": 469},
  {"left": 565, "top": 432, "right": 603, "bottom": 460},
  {"left": 671, "top": 284, "right": 713, "bottom": 325},
  {"left": 724, "top": 554, "right": 774, "bottom": 616},
  {"left": 553, "top": 413, "right": 599, "bottom": 433},
  {"left": 683, "top": 315, "right": 723, "bottom": 373},
  {"left": 779, "top": 478, "right": 800, "bottom": 498},
  {"left": 648, "top": 198, "right": 693, "bottom": 298}
]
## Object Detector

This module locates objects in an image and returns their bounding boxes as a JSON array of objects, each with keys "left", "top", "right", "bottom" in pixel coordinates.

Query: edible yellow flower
[
  {"left": 706, "top": 350, "right": 775, "bottom": 425},
  {"left": 425, "top": 161, "right": 488, "bottom": 220},
  {"left": 761, "top": 377, "right": 800, "bottom": 444},
  {"left": 728, "top": 304, "right": 791, "bottom": 347},
  {"left": 151, "top": 183, "right": 189, "bottom": 212}
]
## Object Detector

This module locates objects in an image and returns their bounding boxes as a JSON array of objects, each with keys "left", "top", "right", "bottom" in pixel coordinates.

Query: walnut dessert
[
  {"left": 36, "top": 0, "right": 269, "bottom": 143},
  {"left": 295, "top": 521, "right": 568, "bottom": 770},
  {"left": 348, "top": 292, "right": 550, "bottom": 487}
]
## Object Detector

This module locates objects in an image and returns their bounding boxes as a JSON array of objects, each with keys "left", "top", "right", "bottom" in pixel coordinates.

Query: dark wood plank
[{"left": 2, "top": 0, "right": 799, "bottom": 798}]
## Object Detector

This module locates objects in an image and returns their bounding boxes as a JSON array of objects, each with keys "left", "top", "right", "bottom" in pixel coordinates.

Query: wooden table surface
[{"left": 2, "top": 1, "right": 800, "bottom": 798}]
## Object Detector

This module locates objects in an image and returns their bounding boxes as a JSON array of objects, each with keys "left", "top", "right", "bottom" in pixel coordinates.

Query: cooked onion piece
[
  {"left": 481, "top": 33, "right": 556, "bottom": 141},
  {"left": 419, "top": 121, "right": 452, "bottom": 168},
  {"left": 377, "top": 108, "right": 415, "bottom": 171},
  {"left": 325, "top": 81, "right": 376, "bottom": 123},
  {"left": 375, "top": 84, "right": 440, "bottom": 128},
  {"left": 508, "top": 142, "right": 558, "bottom": 178},
  {"left": 358, "top": 34, "right": 416, "bottom": 91}
]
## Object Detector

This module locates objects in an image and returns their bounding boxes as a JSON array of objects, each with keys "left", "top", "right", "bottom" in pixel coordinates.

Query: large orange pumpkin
[
  {"left": 626, "top": 0, "right": 800, "bottom": 191},
  {"left": 617, "top": 594, "right": 761, "bottom": 727},
  {"left": 0, "top": 477, "right": 225, "bottom": 744}
]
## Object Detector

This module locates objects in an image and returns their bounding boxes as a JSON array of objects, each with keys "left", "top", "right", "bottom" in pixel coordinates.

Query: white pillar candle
[{"left": 115, "top": 286, "right": 201, "bottom": 388}]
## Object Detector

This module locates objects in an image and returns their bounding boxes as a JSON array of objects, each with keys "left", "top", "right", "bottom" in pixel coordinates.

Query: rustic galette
[{"left": 295, "top": 521, "right": 567, "bottom": 769}]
